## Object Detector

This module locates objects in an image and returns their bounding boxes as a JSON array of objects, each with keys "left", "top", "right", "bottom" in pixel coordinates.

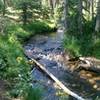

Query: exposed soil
[{"left": 0, "top": 80, "right": 10, "bottom": 100}]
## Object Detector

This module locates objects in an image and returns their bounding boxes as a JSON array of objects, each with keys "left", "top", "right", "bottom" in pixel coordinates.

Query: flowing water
[{"left": 24, "top": 30, "right": 100, "bottom": 100}]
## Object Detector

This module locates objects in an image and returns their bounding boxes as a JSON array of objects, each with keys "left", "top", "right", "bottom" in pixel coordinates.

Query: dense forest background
[{"left": 0, "top": 0, "right": 100, "bottom": 100}]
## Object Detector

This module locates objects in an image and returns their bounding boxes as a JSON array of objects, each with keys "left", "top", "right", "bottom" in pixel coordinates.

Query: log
[
  {"left": 29, "top": 58, "right": 85, "bottom": 100},
  {"left": 79, "top": 57, "right": 100, "bottom": 73},
  {"left": 66, "top": 57, "right": 100, "bottom": 73},
  {"left": 79, "top": 57, "right": 100, "bottom": 64},
  {"left": 5, "top": 15, "right": 20, "bottom": 22}
]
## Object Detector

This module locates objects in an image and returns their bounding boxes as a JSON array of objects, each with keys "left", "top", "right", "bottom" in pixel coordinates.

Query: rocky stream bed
[{"left": 24, "top": 30, "right": 100, "bottom": 100}]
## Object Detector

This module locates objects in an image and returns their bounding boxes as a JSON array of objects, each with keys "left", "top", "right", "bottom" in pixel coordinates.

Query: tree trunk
[
  {"left": 78, "top": 0, "right": 83, "bottom": 35},
  {"left": 65, "top": 57, "right": 100, "bottom": 73},
  {"left": 3, "top": 0, "right": 6, "bottom": 16},
  {"left": 95, "top": 0, "right": 100, "bottom": 32},
  {"left": 63, "top": 0, "right": 69, "bottom": 31},
  {"left": 79, "top": 57, "right": 100, "bottom": 73},
  {"left": 91, "top": 0, "right": 94, "bottom": 20},
  {"left": 88, "top": 0, "right": 94, "bottom": 20},
  {"left": 49, "top": 0, "right": 54, "bottom": 14}
]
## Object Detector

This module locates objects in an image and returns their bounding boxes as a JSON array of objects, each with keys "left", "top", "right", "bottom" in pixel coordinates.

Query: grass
[
  {"left": 0, "top": 19, "right": 53, "bottom": 99},
  {"left": 23, "top": 86, "right": 43, "bottom": 100},
  {"left": 63, "top": 35, "right": 80, "bottom": 57},
  {"left": 23, "top": 20, "right": 55, "bottom": 34},
  {"left": 0, "top": 15, "right": 57, "bottom": 99},
  {"left": 92, "top": 39, "right": 100, "bottom": 59},
  {"left": 5, "top": 20, "right": 56, "bottom": 43},
  {"left": 63, "top": 33, "right": 100, "bottom": 59},
  {"left": 0, "top": 35, "right": 29, "bottom": 96},
  {"left": 0, "top": 32, "right": 44, "bottom": 99}
]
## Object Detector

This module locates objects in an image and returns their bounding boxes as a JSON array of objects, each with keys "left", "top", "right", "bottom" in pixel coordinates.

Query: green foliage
[
  {"left": 0, "top": 16, "right": 51, "bottom": 99},
  {"left": 0, "top": 34, "right": 31, "bottom": 97},
  {"left": 5, "top": 21, "right": 54, "bottom": 43},
  {"left": 63, "top": 19, "right": 99, "bottom": 58},
  {"left": 0, "top": 0, "right": 3, "bottom": 11},
  {"left": 0, "top": 17, "right": 11, "bottom": 34},
  {"left": 23, "top": 85, "right": 43, "bottom": 100},
  {"left": 64, "top": 31, "right": 100, "bottom": 59},
  {"left": 0, "top": 34, "right": 44, "bottom": 99},
  {"left": 12, "top": 0, "right": 53, "bottom": 25},
  {"left": 83, "top": 20, "right": 95, "bottom": 34},
  {"left": 63, "top": 35, "right": 80, "bottom": 57},
  {"left": 23, "top": 21, "right": 53, "bottom": 34},
  {"left": 63, "top": 5, "right": 100, "bottom": 59},
  {"left": 19, "top": 1, "right": 33, "bottom": 25},
  {"left": 77, "top": 27, "right": 94, "bottom": 56},
  {"left": 92, "top": 39, "right": 100, "bottom": 59},
  {"left": 0, "top": 35, "right": 29, "bottom": 78},
  {"left": 6, "top": 22, "right": 32, "bottom": 41},
  {"left": 5, "top": 20, "right": 55, "bottom": 42},
  {"left": 95, "top": 96, "right": 100, "bottom": 100}
]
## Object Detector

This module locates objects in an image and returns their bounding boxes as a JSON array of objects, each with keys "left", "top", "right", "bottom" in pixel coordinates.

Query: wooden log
[
  {"left": 29, "top": 58, "right": 85, "bottom": 100},
  {"left": 66, "top": 57, "right": 100, "bottom": 73},
  {"left": 79, "top": 57, "right": 100, "bottom": 64},
  {"left": 5, "top": 15, "right": 20, "bottom": 22},
  {"left": 79, "top": 57, "right": 100, "bottom": 73}
]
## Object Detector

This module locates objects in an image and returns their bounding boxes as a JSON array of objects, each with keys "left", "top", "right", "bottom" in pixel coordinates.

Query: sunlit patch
[
  {"left": 79, "top": 70, "right": 100, "bottom": 91},
  {"left": 16, "top": 56, "right": 23, "bottom": 63},
  {"left": 8, "top": 34, "right": 17, "bottom": 43},
  {"left": 56, "top": 90, "right": 68, "bottom": 97}
]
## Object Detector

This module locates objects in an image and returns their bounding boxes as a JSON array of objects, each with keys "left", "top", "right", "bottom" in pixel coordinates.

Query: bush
[
  {"left": 63, "top": 32, "right": 100, "bottom": 59},
  {"left": 6, "top": 23, "right": 32, "bottom": 41},
  {"left": 23, "top": 21, "right": 53, "bottom": 34},
  {"left": 92, "top": 39, "right": 100, "bottom": 59},
  {"left": 0, "top": 34, "right": 44, "bottom": 99},
  {"left": 63, "top": 18, "right": 100, "bottom": 59},
  {"left": 0, "top": 34, "right": 31, "bottom": 97},
  {"left": 23, "top": 85, "right": 43, "bottom": 100},
  {"left": 63, "top": 35, "right": 80, "bottom": 57},
  {"left": 6, "top": 20, "right": 55, "bottom": 43}
]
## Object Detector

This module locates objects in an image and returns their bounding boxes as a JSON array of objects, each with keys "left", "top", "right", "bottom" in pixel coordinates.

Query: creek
[{"left": 24, "top": 30, "right": 100, "bottom": 100}]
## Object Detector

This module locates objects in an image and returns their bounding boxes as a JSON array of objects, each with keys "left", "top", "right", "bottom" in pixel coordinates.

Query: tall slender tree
[
  {"left": 95, "top": 0, "right": 100, "bottom": 32},
  {"left": 2, "top": 0, "right": 6, "bottom": 16},
  {"left": 78, "top": 0, "right": 83, "bottom": 35},
  {"left": 91, "top": 0, "right": 94, "bottom": 20},
  {"left": 64, "top": 0, "right": 69, "bottom": 31}
]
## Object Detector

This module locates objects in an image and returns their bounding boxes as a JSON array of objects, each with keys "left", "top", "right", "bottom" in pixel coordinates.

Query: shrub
[
  {"left": 23, "top": 85, "right": 43, "bottom": 100},
  {"left": 0, "top": 33, "right": 44, "bottom": 99},
  {"left": 63, "top": 32, "right": 100, "bottom": 59},
  {"left": 6, "top": 23, "right": 32, "bottom": 41},
  {"left": 92, "top": 39, "right": 100, "bottom": 59},
  {"left": 63, "top": 35, "right": 80, "bottom": 57},
  {"left": 79, "top": 32, "right": 93, "bottom": 56},
  {"left": 6, "top": 20, "right": 55, "bottom": 42},
  {"left": 0, "top": 34, "right": 30, "bottom": 97},
  {"left": 23, "top": 21, "right": 53, "bottom": 34}
]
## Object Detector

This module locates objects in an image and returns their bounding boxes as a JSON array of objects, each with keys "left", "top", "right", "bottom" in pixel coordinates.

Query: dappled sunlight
[
  {"left": 8, "top": 34, "right": 17, "bottom": 43},
  {"left": 79, "top": 70, "right": 100, "bottom": 91},
  {"left": 0, "top": 0, "right": 100, "bottom": 99}
]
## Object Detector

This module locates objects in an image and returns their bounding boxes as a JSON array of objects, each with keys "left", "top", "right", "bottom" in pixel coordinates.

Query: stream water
[{"left": 24, "top": 30, "right": 100, "bottom": 100}]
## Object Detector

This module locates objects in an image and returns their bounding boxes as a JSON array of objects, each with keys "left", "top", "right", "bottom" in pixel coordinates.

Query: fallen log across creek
[{"left": 29, "top": 58, "right": 85, "bottom": 100}]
